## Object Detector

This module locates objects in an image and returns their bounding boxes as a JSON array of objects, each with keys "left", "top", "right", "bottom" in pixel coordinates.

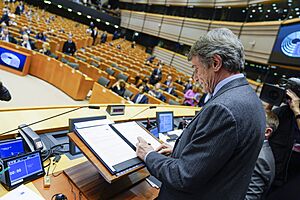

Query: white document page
[
  {"left": 74, "top": 119, "right": 114, "bottom": 129},
  {"left": 0, "top": 185, "right": 45, "bottom": 200},
  {"left": 113, "top": 121, "right": 161, "bottom": 150},
  {"left": 76, "top": 124, "right": 137, "bottom": 172}
]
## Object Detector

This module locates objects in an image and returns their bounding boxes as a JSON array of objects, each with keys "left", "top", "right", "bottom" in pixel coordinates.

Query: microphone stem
[{"left": 0, "top": 106, "right": 86, "bottom": 136}]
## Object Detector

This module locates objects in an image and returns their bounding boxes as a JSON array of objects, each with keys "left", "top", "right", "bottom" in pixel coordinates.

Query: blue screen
[
  {"left": 269, "top": 22, "right": 300, "bottom": 67},
  {"left": 150, "top": 127, "right": 159, "bottom": 138},
  {"left": 7, "top": 152, "right": 43, "bottom": 184},
  {"left": 157, "top": 112, "right": 174, "bottom": 133},
  {"left": 0, "top": 47, "right": 27, "bottom": 71},
  {"left": 0, "top": 139, "right": 24, "bottom": 159}
]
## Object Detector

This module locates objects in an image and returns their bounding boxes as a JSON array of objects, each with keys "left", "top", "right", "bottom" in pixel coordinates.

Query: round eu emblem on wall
[{"left": 281, "top": 31, "right": 300, "bottom": 58}]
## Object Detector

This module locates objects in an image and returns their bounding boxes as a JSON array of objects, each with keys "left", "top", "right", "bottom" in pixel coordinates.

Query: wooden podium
[{"left": 67, "top": 132, "right": 151, "bottom": 200}]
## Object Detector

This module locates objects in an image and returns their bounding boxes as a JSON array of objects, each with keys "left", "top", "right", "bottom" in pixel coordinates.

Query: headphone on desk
[{"left": 51, "top": 193, "right": 68, "bottom": 200}]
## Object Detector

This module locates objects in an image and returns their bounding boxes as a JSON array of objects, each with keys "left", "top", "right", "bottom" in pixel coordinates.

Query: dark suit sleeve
[
  {"left": 62, "top": 42, "right": 67, "bottom": 53},
  {"left": 0, "top": 84, "right": 11, "bottom": 101},
  {"left": 245, "top": 157, "right": 271, "bottom": 200},
  {"left": 145, "top": 103, "right": 237, "bottom": 192}
]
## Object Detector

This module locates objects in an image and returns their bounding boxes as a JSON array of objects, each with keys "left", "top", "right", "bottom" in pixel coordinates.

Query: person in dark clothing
[
  {"left": 111, "top": 79, "right": 126, "bottom": 97},
  {"left": 149, "top": 65, "right": 162, "bottom": 85},
  {"left": 268, "top": 79, "right": 300, "bottom": 188},
  {"left": 14, "top": 1, "right": 24, "bottom": 15},
  {"left": 245, "top": 111, "right": 279, "bottom": 200},
  {"left": 1, "top": 28, "right": 16, "bottom": 44},
  {"left": 132, "top": 85, "right": 148, "bottom": 104},
  {"left": 0, "top": 81, "right": 11, "bottom": 101},
  {"left": 35, "top": 32, "right": 47, "bottom": 42},
  {"left": 91, "top": 27, "right": 98, "bottom": 45},
  {"left": 62, "top": 36, "right": 77, "bottom": 55},
  {"left": 100, "top": 31, "right": 107, "bottom": 43},
  {"left": 137, "top": 78, "right": 150, "bottom": 93},
  {"left": 0, "top": 9, "right": 10, "bottom": 26}
]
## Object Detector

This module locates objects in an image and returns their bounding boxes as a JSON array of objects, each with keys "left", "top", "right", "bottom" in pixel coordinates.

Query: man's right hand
[{"left": 155, "top": 143, "right": 173, "bottom": 156}]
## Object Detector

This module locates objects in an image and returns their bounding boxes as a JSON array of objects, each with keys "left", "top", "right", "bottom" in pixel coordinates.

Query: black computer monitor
[
  {"left": 0, "top": 139, "right": 24, "bottom": 159},
  {"left": 156, "top": 111, "right": 174, "bottom": 133}
]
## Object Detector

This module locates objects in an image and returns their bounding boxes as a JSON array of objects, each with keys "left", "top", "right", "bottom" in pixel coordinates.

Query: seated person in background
[
  {"left": 183, "top": 77, "right": 193, "bottom": 93},
  {"left": 145, "top": 55, "right": 156, "bottom": 64},
  {"left": 116, "top": 44, "right": 121, "bottom": 50},
  {"left": 19, "top": 26, "right": 27, "bottom": 35},
  {"left": 164, "top": 75, "right": 173, "bottom": 87},
  {"left": 62, "top": 36, "right": 76, "bottom": 55},
  {"left": 164, "top": 82, "right": 177, "bottom": 97},
  {"left": 245, "top": 111, "right": 279, "bottom": 200},
  {"left": 19, "top": 34, "right": 36, "bottom": 50},
  {"left": 132, "top": 85, "right": 149, "bottom": 104},
  {"left": 0, "top": 8, "right": 10, "bottom": 26},
  {"left": 0, "top": 81, "right": 11, "bottom": 101},
  {"left": 39, "top": 42, "right": 51, "bottom": 56},
  {"left": 137, "top": 78, "right": 150, "bottom": 93},
  {"left": 1, "top": 28, "right": 16, "bottom": 43},
  {"left": 175, "top": 77, "right": 184, "bottom": 85},
  {"left": 149, "top": 64, "right": 162, "bottom": 85},
  {"left": 149, "top": 82, "right": 166, "bottom": 102},
  {"left": 0, "top": 22, "right": 7, "bottom": 34},
  {"left": 35, "top": 31, "right": 47, "bottom": 41},
  {"left": 183, "top": 85, "right": 200, "bottom": 106},
  {"left": 14, "top": 1, "right": 24, "bottom": 15},
  {"left": 111, "top": 79, "right": 126, "bottom": 97},
  {"left": 134, "top": 75, "right": 141, "bottom": 86}
]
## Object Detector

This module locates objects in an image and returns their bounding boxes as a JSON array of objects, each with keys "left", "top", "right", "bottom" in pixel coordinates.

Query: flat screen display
[
  {"left": 0, "top": 139, "right": 24, "bottom": 159},
  {"left": 7, "top": 151, "right": 44, "bottom": 185},
  {"left": 0, "top": 47, "right": 27, "bottom": 71},
  {"left": 269, "top": 22, "right": 300, "bottom": 67},
  {"left": 156, "top": 112, "right": 174, "bottom": 133}
]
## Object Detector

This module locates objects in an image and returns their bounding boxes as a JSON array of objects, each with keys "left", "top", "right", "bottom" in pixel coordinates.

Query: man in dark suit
[
  {"left": 100, "top": 31, "right": 107, "bottom": 43},
  {"left": 1, "top": 28, "right": 17, "bottom": 44},
  {"left": 132, "top": 85, "right": 148, "bottom": 104},
  {"left": 164, "top": 82, "right": 177, "bottom": 97},
  {"left": 14, "top": 1, "right": 24, "bottom": 15},
  {"left": 149, "top": 65, "right": 162, "bottom": 85},
  {"left": 62, "top": 36, "right": 77, "bottom": 55},
  {"left": 136, "top": 28, "right": 266, "bottom": 200},
  {"left": 245, "top": 111, "right": 278, "bottom": 200},
  {"left": 19, "top": 34, "right": 36, "bottom": 50},
  {"left": 91, "top": 27, "right": 98, "bottom": 45}
]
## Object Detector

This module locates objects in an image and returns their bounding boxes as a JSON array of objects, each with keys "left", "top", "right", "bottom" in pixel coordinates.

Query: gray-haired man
[{"left": 136, "top": 28, "right": 266, "bottom": 200}]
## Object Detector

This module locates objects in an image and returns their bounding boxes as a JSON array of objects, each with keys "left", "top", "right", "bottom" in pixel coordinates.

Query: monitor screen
[
  {"left": 156, "top": 112, "right": 174, "bottom": 133},
  {"left": 0, "top": 46, "right": 27, "bottom": 72},
  {"left": 7, "top": 151, "right": 44, "bottom": 186},
  {"left": 269, "top": 22, "right": 300, "bottom": 67},
  {"left": 0, "top": 139, "right": 24, "bottom": 159}
]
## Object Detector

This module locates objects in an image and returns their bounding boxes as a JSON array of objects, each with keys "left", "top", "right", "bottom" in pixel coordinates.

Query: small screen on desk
[
  {"left": 0, "top": 139, "right": 24, "bottom": 159},
  {"left": 7, "top": 151, "right": 43, "bottom": 185},
  {"left": 0, "top": 47, "right": 27, "bottom": 71},
  {"left": 157, "top": 112, "right": 174, "bottom": 133}
]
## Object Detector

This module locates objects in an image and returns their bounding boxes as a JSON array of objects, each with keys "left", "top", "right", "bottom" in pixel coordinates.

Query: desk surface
[{"left": 0, "top": 104, "right": 198, "bottom": 199}]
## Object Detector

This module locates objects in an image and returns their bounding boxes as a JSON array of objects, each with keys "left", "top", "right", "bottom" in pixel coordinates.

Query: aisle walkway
[{"left": 0, "top": 69, "right": 88, "bottom": 108}]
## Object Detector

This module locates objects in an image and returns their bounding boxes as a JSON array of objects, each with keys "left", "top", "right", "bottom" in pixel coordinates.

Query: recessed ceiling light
[
  {"left": 57, "top": 5, "right": 62, "bottom": 8},
  {"left": 105, "top": 22, "right": 110, "bottom": 25},
  {"left": 68, "top": 8, "right": 72, "bottom": 12}
]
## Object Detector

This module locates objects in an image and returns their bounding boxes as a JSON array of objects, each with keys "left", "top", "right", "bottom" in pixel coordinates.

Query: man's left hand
[{"left": 136, "top": 137, "right": 154, "bottom": 161}]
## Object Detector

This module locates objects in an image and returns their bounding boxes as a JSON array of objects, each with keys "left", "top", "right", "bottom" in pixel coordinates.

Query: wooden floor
[{"left": 0, "top": 69, "right": 88, "bottom": 108}]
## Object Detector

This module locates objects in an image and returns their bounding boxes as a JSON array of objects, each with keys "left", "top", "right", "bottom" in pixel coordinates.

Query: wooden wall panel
[
  {"left": 172, "top": 54, "right": 192, "bottom": 76},
  {"left": 128, "top": 12, "right": 145, "bottom": 32},
  {"left": 240, "top": 22, "right": 280, "bottom": 64},
  {"left": 209, "top": 21, "right": 242, "bottom": 36},
  {"left": 179, "top": 18, "right": 210, "bottom": 45},
  {"left": 120, "top": 0, "right": 272, "bottom": 7},
  {"left": 120, "top": 10, "right": 131, "bottom": 28},
  {"left": 159, "top": 16, "right": 184, "bottom": 41},
  {"left": 153, "top": 47, "right": 173, "bottom": 65},
  {"left": 143, "top": 13, "right": 162, "bottom": 36}
]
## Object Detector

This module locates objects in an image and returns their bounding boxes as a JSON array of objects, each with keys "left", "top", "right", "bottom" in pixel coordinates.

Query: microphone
[
  {"left": 0, "top": 105, "right": 100, "bottom": 136},
  {"left": 130, "top": 106, "right": 157, "bottom": 119}
]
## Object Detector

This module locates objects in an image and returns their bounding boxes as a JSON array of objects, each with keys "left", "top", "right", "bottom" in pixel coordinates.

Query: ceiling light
[
  {"left": 96, "top": 19, "right": 101, "bottom": 22},
  {"left": 87, "top": 15, "right": 91, "bottom": 19},
  {"left": 68, "top": 8, "right": 72, "bottom": 12},
  {"left": 57, "top": 5, "right": 62, "bottom": 8},
  {"left": 77, "top": 12, "right": 81, "bottom": 15},
  {"left": 114, "top": 25, "right": 119, "bottom": 28},
  {"left": 105, "top": 22, "right": 110, "bottom": 25}
]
